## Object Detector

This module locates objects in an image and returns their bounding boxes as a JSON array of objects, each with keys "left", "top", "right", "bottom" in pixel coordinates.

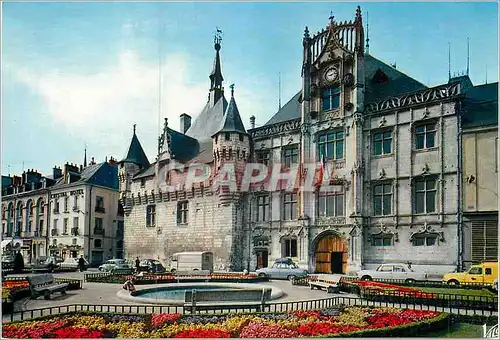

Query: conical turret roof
[
  {"left": 121, "top": 125, "right": 150, "bottom": 168},
  {"left": 213, "top": 91, "right": 247, "bottom": 136}
]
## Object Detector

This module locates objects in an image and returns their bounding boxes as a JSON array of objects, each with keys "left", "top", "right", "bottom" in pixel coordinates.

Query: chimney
[
  {"left": 250, "top": 116, "right": 256, "bottom": 129},
  {"left": 53, "top": 166, "right": 63, "bottom": 180},
  {"left": 180, "top": 113, "right": 192, "bottom": 134}
]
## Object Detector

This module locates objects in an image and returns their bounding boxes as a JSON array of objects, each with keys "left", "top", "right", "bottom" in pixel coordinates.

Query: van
[
  {"left": 170, "top": 251, "right": 214, "bottom": 272},
  {"left": 442, "top": 261, "right": 498, "bottom": 286}
]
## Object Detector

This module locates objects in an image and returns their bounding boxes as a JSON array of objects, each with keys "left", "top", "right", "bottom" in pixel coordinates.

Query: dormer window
[
  {"left": 225, "top": 133, "right": 230, "bottom": 141},
  {"left": 372, "top": 68, "right": 389, "bottom": 85},
  {"left": 322, "top": 86, "right": 340, "bottom": 111}
]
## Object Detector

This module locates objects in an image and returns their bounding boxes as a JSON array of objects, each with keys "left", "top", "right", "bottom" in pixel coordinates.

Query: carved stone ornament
[
  {"left": 310, "top": 84, "right": 318, "bottom": 97},
  {"left": 422, "top": 107, "right": 430, "bottom": 118},
  {"left": 344, "top": 102, "right": 354, "bottom": 111},
  {"left": 260, "top": 143, "right": 266, "bottom": 149},
  {"left": 367, "top": 223, "right": 399, "bottom": 243},
  {"left": 378, "top": 168, "right": 386, "bottom": 179},
  {"left": 342, "top": 73, "right": 354, "bottom": 87},
  {"left": 421, "top": 163, "right": 430, "bottom": 175},
  {"left": 301, "top": 123, "right": 311, "bottom": 135},
  {"left": 409, "top": 222, "right": 444, "bottom": 242},
  {"left": 316, "top": 216, "right": 346, "bottom": 226},
  {"left": 352, "top": 113, "right": 364, "bottom": 127},
  {"left": 344, "top": 54, "right": 354, "bottom": 65},
  {"left": 251, "top": 119, "right": 301, "bottom": 139},
  {"left": 378, "top": 116, "right": 387, "bottom": 127},
  {"left": 365, "top": 82, "right": 461, "bottom": 114}
]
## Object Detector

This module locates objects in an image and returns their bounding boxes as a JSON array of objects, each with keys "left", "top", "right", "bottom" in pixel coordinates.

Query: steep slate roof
[
  {"left": 363, "top": 54, "right": 427, "bottom": 103},
  {"left": 213, "top": 96, "right": 247, "bottom": 136},
  {"left": 121, "top": 130, "right": 150, "bottom": 168},
  {"left": 186, "top": 97, "right": 228, "bottom": 141},
  {"left": 53, "top": 162, "right": 118, "bottom": 190},
  {"left": 167, "top": 128, "right": 200, "bottom": 162},
  {"left": 264, "top": 91, "right": 302, "bottom": 126},
  {"left": 461, "top": 82, "right": 498, "bottom": 128}
]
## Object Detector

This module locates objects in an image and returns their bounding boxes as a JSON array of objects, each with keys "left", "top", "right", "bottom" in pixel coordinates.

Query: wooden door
[
  {"left": 256, "top": 250, "right": 268, "bottom": 269},
  {"left": 314, "top": 234, "right": 347, "bottom": 274}
]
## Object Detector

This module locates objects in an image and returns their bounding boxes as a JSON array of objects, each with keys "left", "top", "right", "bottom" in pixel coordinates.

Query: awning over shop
[{"left": 1, "top": 239, "right": 12, "bottom": 248}]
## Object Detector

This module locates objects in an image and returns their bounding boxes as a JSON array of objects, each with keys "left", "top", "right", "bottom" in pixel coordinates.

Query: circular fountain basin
[{"left": 117, "top": 282, "right": 284, "bottom": 305}]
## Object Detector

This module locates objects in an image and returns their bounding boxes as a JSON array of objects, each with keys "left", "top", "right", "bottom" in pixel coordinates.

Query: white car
[
  {"left": 357, "top": 263, "right": 427, "bottom": 283},
  {"left": 98, "top": 259, "right": 132, "bottom": 273},
  {"left": 59, "top": 257, "right": 88, "bottom": 271}
]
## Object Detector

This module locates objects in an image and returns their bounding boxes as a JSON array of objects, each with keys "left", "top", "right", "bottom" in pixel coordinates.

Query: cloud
[
  {"left": 10, "top": 50, "right": 210, "bottom": 161},
  {"left": 8, "top": 48, "right": 277, "bottom": 164}
]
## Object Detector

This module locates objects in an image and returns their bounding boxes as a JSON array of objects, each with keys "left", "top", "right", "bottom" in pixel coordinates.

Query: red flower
[
  {"left": 152, "top": 313, "right": 181, "bottom": 327},
  {"left": 174, "top": 328, "right": 231, "bottom": 338}
]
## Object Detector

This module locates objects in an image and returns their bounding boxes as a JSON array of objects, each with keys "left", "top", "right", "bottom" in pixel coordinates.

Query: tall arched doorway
[{"left": 314, "top": 233, "right": 347, "bottom": 274}]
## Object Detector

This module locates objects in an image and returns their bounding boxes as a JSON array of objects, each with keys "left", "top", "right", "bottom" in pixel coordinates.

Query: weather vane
[{"left": 214, "top": 27, "right": 223, "bottom": 45}]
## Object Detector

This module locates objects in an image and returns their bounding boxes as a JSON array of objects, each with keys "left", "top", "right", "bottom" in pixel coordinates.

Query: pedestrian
[
  {"left": 123, "top": 278, "right": 136, "bottom": 293},
  {"left": 13, "top": 251, "right": 24, "bottom": 274},
  {"left": 135, "top": 257, "right": 140, "bottom": 273},
  {"left": 78, "top": 255, "right": 86, "bottom": 272}
]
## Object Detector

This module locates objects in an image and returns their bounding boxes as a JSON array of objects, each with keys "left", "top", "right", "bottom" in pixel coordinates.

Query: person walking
[
  {"left": 13, "top": 251, "right": 24, "bottom": 274},
  {"left": 78, "top": 255, "right": 86, "bottom": 272},
  {"left": 135, "top": 257, "right": 140, "bottom": 273}
]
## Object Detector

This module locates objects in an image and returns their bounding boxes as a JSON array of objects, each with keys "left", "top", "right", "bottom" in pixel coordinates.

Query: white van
[{"left": 170, "top": 251, "right": 214, "bottom": 272}]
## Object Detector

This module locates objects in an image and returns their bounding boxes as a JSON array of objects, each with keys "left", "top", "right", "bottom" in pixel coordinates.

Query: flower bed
[
  {"left": 353, "top": 281, "right": 438, "bottom": 299},
  {"left": 2, "top": 281, "right": 30, "bottom": 303},
  {"left": 2, "top": 306, "right": 448, "bottom": 338},
  {"left": 86, "top": 272, "right": 268, "bottom": 284}
]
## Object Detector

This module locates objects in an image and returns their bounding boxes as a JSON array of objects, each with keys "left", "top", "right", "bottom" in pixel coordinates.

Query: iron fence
[{"left": 4, "top": 294, "right": 497, "bottom": 323}]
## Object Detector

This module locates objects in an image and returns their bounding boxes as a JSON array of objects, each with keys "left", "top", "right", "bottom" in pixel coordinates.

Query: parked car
[
  {"left": 356, "top": 263, "right": 427, "bottom": 283},
  {"left": 98, "top": 259, "right": 132, "bottom": 273},
  {"left": 139, "top": 259, "right": 166, "bottom": 273},
  {"left": 442, "top": 261, "right": 498, "bottom": 286},
  {"left": 256, "top": 258, "right": 308, "bottom": 280},
  {"left": 59, "top": 257, "right": 89, "bottom": 271}
]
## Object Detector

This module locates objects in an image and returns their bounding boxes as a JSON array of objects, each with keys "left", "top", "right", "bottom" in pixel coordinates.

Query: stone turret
[
  {"left": 119, "top": 124, "right": 150, "bottom": 215},
  {"left": 212, "top": 85, "right": 249, "bottom": 205}
]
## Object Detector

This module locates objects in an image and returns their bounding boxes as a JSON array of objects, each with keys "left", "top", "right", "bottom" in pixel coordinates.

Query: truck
[
  {"left": 442, "top": 261, "right": 498, "bottom": 286},
  {"left": 170, "top": 251, "right": 214, "bottom": 272}
]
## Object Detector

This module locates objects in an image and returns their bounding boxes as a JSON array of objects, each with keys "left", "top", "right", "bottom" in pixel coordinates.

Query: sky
[{"left": 2, "top": 1, "right": 498, "bottom": 176}]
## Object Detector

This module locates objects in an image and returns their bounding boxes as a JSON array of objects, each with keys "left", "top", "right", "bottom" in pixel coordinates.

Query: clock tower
[{"left": 300, "top": 7, "right": 365, "bottom": 274}]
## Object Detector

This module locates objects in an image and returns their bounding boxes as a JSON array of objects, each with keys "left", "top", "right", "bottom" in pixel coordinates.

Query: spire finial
[
  {"left": 365, "top": 11, "right": 370, "bottom": 54},
  {"left": 230, "top": 83, "right": 235, "bottom": 97},
  {"left": 84, "top": 144, "right": 87, "bottom": 168},
  {"left": 356, "top": 6, "right": 362, "bottom": 21},
  {"left": 214, "top": 27, "right": 222, "bottom": 50},
  {"left": 133, "top": 124, "right": 136, "bottom": 134},
  {"left": 329, "top": 11, "right": 335, "bottom": 24},
  {"left": 303, "top": 26, "right": 310, "bottom": 39},
  {"left": 448, "top": 42, "right": 451, "bottom": 80}
]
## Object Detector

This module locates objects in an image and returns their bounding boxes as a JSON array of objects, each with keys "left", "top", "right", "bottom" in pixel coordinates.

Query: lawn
[{"left": 414, "top": 287, "right": 496, "bottom": 299}]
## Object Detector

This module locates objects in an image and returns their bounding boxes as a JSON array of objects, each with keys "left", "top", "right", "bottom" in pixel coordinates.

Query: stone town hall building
[{"left": 119, "top": 7, "right": 498, "bottom": 276}]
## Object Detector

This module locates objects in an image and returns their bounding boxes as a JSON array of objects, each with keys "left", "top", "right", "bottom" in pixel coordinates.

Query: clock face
[{"left": 325, "top": 67, "right": 338, "bottom": 82}]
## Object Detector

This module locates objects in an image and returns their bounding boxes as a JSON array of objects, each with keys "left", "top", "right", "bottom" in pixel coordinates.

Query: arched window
[{"left": 37, "top": 198, "right": 44, "bottom": 216}]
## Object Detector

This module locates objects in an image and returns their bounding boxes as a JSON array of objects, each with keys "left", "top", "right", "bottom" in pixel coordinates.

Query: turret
[
  {"left": 211, "top": 85, "right": 249, "bottom": 204},
  {"left": 119, "top": 124, "right": 150, "bottom": 197}
]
